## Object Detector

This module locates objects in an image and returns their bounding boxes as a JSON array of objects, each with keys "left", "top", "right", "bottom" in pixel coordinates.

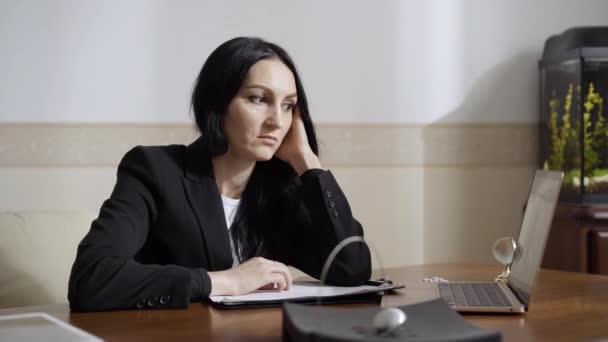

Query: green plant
[
  {"left": 591, "top": 168, "right": 608, "bottom": 178},
  {"left": 546, "top": 82, "right": 605, "bottom": 179},
  {"left": 583, "top": 82, "right": 605, "bottom": 176},
  {"left": 564, "top": 168, "right": 581, "bottom": 185},
  {"left": 547, "top": 84, "right": 574, "bottom": 171}
]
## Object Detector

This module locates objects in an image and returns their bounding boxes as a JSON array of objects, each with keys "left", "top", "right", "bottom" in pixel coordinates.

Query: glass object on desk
[{"left": 492, "top": 237, "right": 518, "bottom": 282}]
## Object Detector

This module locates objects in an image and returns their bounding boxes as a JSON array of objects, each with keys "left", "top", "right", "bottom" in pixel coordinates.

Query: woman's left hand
[{"left": 275, "top": 107, "right": 322, "bottom": 175}]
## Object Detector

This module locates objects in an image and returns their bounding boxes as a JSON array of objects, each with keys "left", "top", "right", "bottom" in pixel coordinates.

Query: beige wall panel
[
  {"left": 0, "top": 166, "right": 424, "bottom": 269},
  {"left": 317, "top": 125, "right": 424, "bottom": 166},
  {"left": 421, "top": 124, "right": 537, "bottom": 166},
  {"left": 0, "top": 124, "right": 196, "bottom": 167},
  {"left": 0, "top": 166, "right": 425, "bottom": 269},
  {"left": 422, "top": 166, "right": 536, "bottom": 264},
  {"left": 0, "top": 123, "right": 536, "bottom": 167},
  {"left": 0, "top": 168, "right": 115, "bottom": 212},
  {"left": 1, "top": 166, "right": 539, "bottom": 266},
  {"left": 0, "top": 123, "right": 540, "bottom": 268},
  {"left": 328, "top": 167, "right": 424, "bottom": 269}
]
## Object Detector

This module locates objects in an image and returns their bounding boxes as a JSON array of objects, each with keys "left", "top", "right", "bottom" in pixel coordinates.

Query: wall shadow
[{"left": 422, "top": 51, "right": 539, "bottom": 264}]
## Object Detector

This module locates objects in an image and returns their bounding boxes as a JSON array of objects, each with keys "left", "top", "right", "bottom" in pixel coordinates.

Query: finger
[
  {"left": 267, "top": 262, "right": 292, "bottom": 290},
  {"left": 294, "top": 111, "right": 303, "bottom": 128},
  {"left": 253, "top": 259, "right": 292, "bottom": 290},
  {"left": 241, "top": 256, "right": 263, "bottom": 266},
  {"left": 287, "top": 268, "right": 293, "bottom": 289},
  {"left": 266, "top": 273, "right": 287, "bottom": 291},
  {"left": 281, "top": 266, "right": 293, "bottom": 289},
  {"left": 259, "top": 257, "right": 275, "bottom": 265},
  {"left": 267, "top": 260, "right": 289, "bottom": 274},
  {"left": 258, "top": 283, "right": 278, "bottom": 291},
  {"left": 254, "top": 256, "right": 268, "bottom": 263}
]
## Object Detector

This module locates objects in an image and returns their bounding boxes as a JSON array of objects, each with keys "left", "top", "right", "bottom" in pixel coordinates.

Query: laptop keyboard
[{"left": 438, "top": 282, "right": 513, "bottom": 307}]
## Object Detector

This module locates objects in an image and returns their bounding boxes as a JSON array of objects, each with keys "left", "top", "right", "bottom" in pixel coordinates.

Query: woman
[{"left": 68, "top": 37, "right": 371, "bottom": 312}]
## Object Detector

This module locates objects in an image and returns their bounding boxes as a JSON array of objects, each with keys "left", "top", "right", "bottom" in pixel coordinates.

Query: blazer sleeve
[
  {"left": 68, "top": 146, "right": 195, "bottom": 312},
  {"left": 278, "top": 169, "right": 372, "bottom": 286}
]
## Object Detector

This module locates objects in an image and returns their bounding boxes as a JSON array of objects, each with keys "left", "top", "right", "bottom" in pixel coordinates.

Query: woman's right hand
[{"left": 208, "top": 257, "right": 293, "bottom": 296}]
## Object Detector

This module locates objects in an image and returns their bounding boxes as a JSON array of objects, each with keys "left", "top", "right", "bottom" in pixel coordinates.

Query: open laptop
[{"left": 433, "top": 169, "right": 564, "bottom": 313}]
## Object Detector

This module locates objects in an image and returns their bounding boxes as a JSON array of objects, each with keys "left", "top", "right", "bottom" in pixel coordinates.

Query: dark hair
[{"left": 191, "top": 37, "right": 319, "bottom": 262}]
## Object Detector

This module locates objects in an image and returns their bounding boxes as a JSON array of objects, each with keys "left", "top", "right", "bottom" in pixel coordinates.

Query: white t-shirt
[{"left": 221, "top": 195, "right": 241, "bottom": 267}]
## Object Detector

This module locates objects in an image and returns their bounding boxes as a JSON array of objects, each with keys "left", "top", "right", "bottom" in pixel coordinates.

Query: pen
[{"left": 365, "top": 278, "right": 393, "bottom": 286}]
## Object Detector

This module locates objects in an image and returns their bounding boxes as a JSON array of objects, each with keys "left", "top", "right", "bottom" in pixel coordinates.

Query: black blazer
[{"left": 68, "top": 138, "right": 371, "bottom": 312}]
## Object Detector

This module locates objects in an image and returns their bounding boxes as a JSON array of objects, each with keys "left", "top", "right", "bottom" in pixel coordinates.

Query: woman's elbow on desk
[
  {"left": 68, "top": 256, "right": 193, "bottom": 312},
  {"left": 68, "top": 274, "right": 106, "bottom": 312},
  {"left": 68, "top": 259, "right": 123, "bottom": 312}
]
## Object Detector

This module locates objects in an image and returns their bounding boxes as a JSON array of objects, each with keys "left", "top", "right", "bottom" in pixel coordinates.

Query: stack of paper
[{"left": 209, "top": 281, "right": 402, "bottom": 307}]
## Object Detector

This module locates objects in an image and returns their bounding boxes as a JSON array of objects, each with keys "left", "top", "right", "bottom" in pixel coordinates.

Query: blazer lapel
[{"left": 181, "top": 138, "right": 233, "bottom": 271}]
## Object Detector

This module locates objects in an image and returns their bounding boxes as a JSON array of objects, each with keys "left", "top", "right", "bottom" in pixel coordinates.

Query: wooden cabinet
[
  {"left": 590, "top": 229, "right": 608, "bottom": 274},
  {"left": 542, "top": 203, "right": 608, "bottom": 274}
]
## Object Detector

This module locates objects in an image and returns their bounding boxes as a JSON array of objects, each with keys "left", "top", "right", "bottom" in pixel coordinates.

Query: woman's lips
[{"left": 258, "top": 135, "right": 277, "bottom": 145}]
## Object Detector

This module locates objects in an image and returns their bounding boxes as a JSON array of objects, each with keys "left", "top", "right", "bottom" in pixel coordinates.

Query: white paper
[
  {"left": 0, "top": 312, "right": 103, "bottom": 342},
  {"left": 209, "top": 281, "right": 392, "bottom": 304}
]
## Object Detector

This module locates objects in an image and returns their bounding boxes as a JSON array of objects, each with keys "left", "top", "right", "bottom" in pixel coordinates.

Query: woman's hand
[
  {"left": 275, "top": 107, "right": 322, "bottom": 175},
  {"left": 208, "top": 257, "right": 293, "bottom": 296}
]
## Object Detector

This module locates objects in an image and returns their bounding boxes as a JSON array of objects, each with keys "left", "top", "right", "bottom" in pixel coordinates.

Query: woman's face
[{"left": 223, "top": 58, "right": 297, "bottom": 162}]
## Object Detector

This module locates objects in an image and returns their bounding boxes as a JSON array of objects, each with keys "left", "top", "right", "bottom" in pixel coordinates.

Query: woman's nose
[{"left": 265, "top": 104, "right": 283, "bottom": 128}]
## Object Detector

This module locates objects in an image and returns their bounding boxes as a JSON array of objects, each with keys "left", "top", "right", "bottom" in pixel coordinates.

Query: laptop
[{"left": 434, "top": 169, "right": 564, "bottom": 313}]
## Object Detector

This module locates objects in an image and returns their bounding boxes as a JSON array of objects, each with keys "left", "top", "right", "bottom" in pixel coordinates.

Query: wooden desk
[{"left": 1, "top": 263, "right": 607, "bottom": 341}]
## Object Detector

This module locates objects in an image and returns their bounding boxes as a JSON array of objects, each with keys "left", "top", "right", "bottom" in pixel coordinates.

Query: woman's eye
[
  {"left": 283, "top": 103, "right": 295, "bottom": 112},
  {"left": 249, "top": 96, "right": 265, "bottom": 104}
]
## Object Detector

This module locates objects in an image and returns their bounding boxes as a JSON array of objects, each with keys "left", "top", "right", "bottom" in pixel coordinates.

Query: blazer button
[
  {"left": 147, "top": 298, "right": 157, "bottom": 307},
  {"left": 136, "top": 300, "right": 145, "bottom": 309},
  {"left": 160, "top": 296, "right": 170, "bottom": 305},
  {"left": 332, "top": 210, "right": 339, "bottom": 217},
  {"left": 325, "top": 190, "right": 331, "bottom": 198},
  {"left": 328, "top": 200, "right": 335, "bottom": 208}
]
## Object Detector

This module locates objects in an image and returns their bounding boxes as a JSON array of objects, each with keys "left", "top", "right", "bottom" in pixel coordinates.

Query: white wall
[
  {"left": 2, "top": 0, "right": 608, "bottom": 124},
  {"left": 0, "top": 0, "right": 587, "bottom": 273}
]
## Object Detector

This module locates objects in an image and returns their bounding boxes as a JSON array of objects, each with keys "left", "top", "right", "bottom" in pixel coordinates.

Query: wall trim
[{"left": 0, "top": 122, "right": 539, "bottom": 167}]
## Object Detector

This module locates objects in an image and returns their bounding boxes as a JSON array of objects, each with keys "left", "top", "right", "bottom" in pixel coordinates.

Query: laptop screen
[{"left": 507, "top": 170, "right": 563, "bottom": 306}]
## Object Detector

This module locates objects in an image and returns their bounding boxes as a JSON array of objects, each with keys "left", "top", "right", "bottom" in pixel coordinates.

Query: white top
[{"left": 221, "top": 195, "right": 241, "bottom": 267}]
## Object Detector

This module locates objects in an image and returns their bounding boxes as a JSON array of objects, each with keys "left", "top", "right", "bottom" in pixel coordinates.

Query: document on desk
[
  {"left": 209, "top": 281, "right": 403, "bottom": 308},
  {"left": 0, "top": 312, "right": 103, "bottom": 342}
]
